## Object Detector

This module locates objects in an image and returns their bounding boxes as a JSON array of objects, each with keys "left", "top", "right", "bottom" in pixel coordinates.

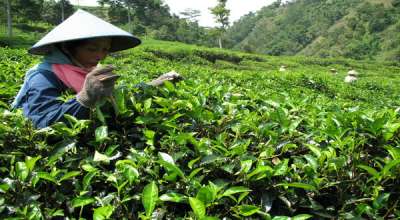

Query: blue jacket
[{"left": 12, "top": 49, "right": 90, "bottom": 128}]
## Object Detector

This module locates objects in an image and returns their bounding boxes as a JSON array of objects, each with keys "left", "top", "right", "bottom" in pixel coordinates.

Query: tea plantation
[{"left": 1, "top": 39, "right": 400, "bottom": 219}]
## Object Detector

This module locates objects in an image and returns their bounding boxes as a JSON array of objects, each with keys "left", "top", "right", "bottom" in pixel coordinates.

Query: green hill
[{"left": 225, "top": 0, "right": 400, "bottom": 61}]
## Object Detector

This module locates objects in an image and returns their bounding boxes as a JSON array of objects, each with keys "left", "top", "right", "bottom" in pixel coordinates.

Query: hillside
[{"left": 225, "top": 0, "right": 400, "bottom": 61}]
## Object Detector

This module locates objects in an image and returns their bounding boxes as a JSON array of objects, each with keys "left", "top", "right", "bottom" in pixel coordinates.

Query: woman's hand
[
  {"left": 76, "top": 65, "right": 119, "bottom": 108},
  {"left": 148, "top": 70, "right": 183, "bottom": 86}
]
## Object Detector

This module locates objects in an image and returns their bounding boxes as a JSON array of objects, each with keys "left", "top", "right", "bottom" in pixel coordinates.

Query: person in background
[
  {"left": 279, "top": 65, "right": 287, "bottom": 72},
  {"left": 344, "top": 69, "right": 358, "bottom": 83},
  {"left": 12, "top": 9, "right": 181, "bottom": 128}
]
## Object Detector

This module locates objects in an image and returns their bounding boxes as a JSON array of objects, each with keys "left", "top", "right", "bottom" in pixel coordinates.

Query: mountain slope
[{"left": 225, "top": 0, "right": 400, "bottom": 61}]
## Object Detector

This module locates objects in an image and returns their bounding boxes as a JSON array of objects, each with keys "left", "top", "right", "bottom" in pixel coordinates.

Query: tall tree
[
  {"left": 180, "top": 8, "right": 201, "bottom": 23},
  {"left": 5, "top": 0, "right": 12, "bottom": 37},
  {"left": 210, "top": 0, "right": 230, "bottom": 48},
  {"left": 60, "top": 0, "right": 65, "bottom": 21},
  {"left": 42, "top": 0, "right": 74, "bottom": 25}
]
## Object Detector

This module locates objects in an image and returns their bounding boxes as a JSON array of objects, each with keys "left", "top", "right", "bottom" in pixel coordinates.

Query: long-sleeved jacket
[
  {"left": 12, "top": 49, "right": 90, "bottom": 128},
  {"left": 13, "top": 68, "right": 89, "bottom": 128}
]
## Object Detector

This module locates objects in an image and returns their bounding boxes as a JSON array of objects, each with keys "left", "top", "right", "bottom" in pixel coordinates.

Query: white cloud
[{"left": 70, "top": 0, "right": 276, "bottom": 27}]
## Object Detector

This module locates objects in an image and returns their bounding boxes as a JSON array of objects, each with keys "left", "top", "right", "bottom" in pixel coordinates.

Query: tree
[
  {"left": 210, "top": 0, "right": 230, "bottom": 48},
  {"left": 180, "top": 8, "right": 200, "bottom": 23},
  {"left": 42, "top": 0, "right": 74, "bottom": 25},
  {"left": 99, "top": 0, "right": 172, "bottom": 33},
  {"left": 5, "top": 0, "right": 11, "bottom": 37},
  {"left": 12, "top": 0, "right": 44, "bottom": 23}
]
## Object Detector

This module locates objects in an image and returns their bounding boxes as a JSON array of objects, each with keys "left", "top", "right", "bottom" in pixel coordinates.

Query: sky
[{"left": 69, "top": 0, "right": 277, "bottom": 27}]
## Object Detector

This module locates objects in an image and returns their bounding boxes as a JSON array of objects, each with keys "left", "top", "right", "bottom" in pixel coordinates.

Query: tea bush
[{"left": 1, "top": 39, "right": 400, "bottom": 219}]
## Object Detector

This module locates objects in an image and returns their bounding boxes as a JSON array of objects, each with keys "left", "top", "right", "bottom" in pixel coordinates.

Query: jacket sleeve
[{"left": 21, "top": 70, "right": 90, "bottom": 128}]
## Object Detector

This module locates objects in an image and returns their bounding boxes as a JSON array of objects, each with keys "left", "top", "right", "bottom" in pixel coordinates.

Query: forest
[{"left": 1, "top": 0, "right": 399, "bottom": 61}]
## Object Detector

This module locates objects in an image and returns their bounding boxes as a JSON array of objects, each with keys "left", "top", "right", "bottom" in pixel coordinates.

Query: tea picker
[{"left": 12, "top": 9, "right": 181, "bottom": 128}]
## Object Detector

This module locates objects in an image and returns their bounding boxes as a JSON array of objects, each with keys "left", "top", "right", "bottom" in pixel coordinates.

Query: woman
[{"left": 12, "top": 9, "right": 180, "bottom": 128}]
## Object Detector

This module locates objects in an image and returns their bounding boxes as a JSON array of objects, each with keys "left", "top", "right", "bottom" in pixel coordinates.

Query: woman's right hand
[{"left": 76, "top": 65, "right": 119, "bottom": 108}]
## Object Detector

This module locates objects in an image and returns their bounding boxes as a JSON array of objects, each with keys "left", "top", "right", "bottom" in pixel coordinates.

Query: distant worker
[
  {"left": 279, "top": 65, "right": 287, "bottom": 72},
  {"left": 344, "top": 69, "right": 358, "bottom": 83},
  {"left": 12, "top": 9, "right": 181, "bottom": 128},
  {"left": 347, "top": 69, "right": 359, "bottom": 76},
  {"left": 330, "top": 68, "right": 338, "bottom": 75}
]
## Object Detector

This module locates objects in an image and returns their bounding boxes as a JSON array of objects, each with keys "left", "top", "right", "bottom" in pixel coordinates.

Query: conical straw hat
[{"left": 29, "top": 9, "right": 141, "bottom": 55}]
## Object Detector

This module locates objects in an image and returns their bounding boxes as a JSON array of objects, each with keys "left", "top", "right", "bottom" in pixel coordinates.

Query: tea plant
[{"left": 1, "top": 39, "right": 399, "bottom": 219}]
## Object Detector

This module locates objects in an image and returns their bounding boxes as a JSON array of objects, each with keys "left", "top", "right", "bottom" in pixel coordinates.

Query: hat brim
[{"left": 28, "top": 35, "right": 141, "bottom": 55}]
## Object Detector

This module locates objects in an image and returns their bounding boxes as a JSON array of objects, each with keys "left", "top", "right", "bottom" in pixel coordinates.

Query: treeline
[
  {"left": 1, "top": 0, "right": 399, "bottom": 61},
  {"left": 0, "top": 0, "right": 220, "bottom": 47},
  {"left": 223, "top": 0, "right": 400, "bottom": 61}
]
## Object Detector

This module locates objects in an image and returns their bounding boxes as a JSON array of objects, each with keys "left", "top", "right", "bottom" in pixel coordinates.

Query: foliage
[
  {"left": 209, "top": 0, "right": 230, "bottom": 49},
  {"left": 1, "top": 38, "right": 400, "bottom": 219},
  {"left": 225, "top": 0, "right": 400, "bottom": 61}
]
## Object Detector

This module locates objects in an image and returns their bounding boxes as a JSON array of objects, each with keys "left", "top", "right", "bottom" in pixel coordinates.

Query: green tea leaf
[
  {"left": 188, "top": 167, "right": 203, "bottom": 179},
  {"left": 293, "top": 214, "right": 313, "bottom": 220},
  {"left": 16, "top": 161, "right": 29, "bottom": 182},
  {"left": 373, "top": 193, "right": 390, "bottom": 209},
  {"left": 59, "top": 171, "right": 80, "bottom": 182},
  {"left": 386, "top": 146, "right": 400, "bottom": 160},
  {"left": 144, "top": 129, "right": 155, "bottom": 146},
  {"left": 25, "top": 156, "right": 41, "bottom": 172},
  {"left": 276, "top": 182, "right": 317, "bottom": 191},
  {"left": 196, "top": 186, "right": 216, "bottom": 205},
  {"left": 0, "top": 183, "right": 10, "bottom": 193},
  {"left": 158, "top": 152, "right": 185, "bottom": 179},
  {"left": 239, "top": 159, "right": 253, "bottom": 174},
  {"left": 357, "top": 165, "right": 379, "bottom": 178},
  {"left": 95, "top": 126, "right": 108, "bottom": 142},
  {"left": 93, "top": 205, "right": 114, "bottom": 220},
  {"left": 37, "top": 172, "right": 58, "bottom": 184},
  {"left": 83, "top": 171, "right": 98, "bottom": 190},
  {"left": 159, "top": 192, "right": 187, "bottom": 203},
  {"left": 236, "top": 205, "right": 259, "bottom": 216},
  {"left": 142, "top": 181, "right": 158, "bottom": 217},
  {"left": 273, "top": 159, "right": 289, "bottom": 176},
  {"left": 82, "top": 164, "right": 98, "bottom": 172},
  {"left": 122, "top": 164, "right": 139, "bottom": 184},
  {"left": 189, "top": 197, "right": 205, "bottom": 219},
  {"left": 381, "top": 159, "right": 400, "bottom": 177},
  {"left": 71, "top": 196, "right": 95, "bottom": 208},
  {"left": 93, "top": 151, "right": 110, "bottom": 164},
  {"left": 272, "top": 216, "right": 290, "bottom": 220},
  {"left": 221, "top": 186, "right": 252, "bottom": 198},
  {"left": 144, "top": 98, "right": 152, "bottom": 112},
  {"left": 96, "top": 105, "right": 106, "bottom": 124},
  {"left": 188, "top": 156, "right": 201, "bottom": 169}
]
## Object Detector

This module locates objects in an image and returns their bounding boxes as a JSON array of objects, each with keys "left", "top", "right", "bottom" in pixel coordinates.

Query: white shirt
[{"left": 344, "top": 75, "right": 357, "bottom": 83}]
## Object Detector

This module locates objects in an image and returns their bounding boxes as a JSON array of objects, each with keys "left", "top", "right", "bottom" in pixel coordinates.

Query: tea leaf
[
  {"left": 71, "top": 196, "right": 95, "bottom": 208},
  {"left": 142, "top": 181, "right": 158, "bottom": 217},
  {"left": 276, "top": 182, "right": 317, "bottom": 191},
  {"left": 221, "top": 186, "right": 252, "bottom": 198},
  {"left": 15, "top": 161, "right": 29, "bottom": 182},
  {"left": 59, "top": 171, "right": 80, "bottom": 182},
  {"left": 236, "top": 205, "right": 259, "bottom": 216},
  {"left": 159, "top": 192, "right": 187, "bottom": 203},
  {"left": 95, "top": 126, "right": 108, "bottom": 142},
  {"left": 93, "top": 205, "right": 114, "bottom": 220},
  {"left": 189, "top": 197, "right": 205, "bottom": 219}
]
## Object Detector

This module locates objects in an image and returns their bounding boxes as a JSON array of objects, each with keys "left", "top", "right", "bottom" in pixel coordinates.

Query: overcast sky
[{"left": 69, "top": 0, "right": 277, "bottom": 27}]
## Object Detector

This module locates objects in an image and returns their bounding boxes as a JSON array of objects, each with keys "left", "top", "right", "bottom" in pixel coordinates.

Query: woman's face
[{"left": 72, "top": 38, "right": 111, "bottom": 68}]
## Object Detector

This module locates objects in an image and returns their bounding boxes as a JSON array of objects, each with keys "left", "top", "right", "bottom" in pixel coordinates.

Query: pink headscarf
[{"left": 52, "top": 64, "right": 89, "bottom": 93}]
